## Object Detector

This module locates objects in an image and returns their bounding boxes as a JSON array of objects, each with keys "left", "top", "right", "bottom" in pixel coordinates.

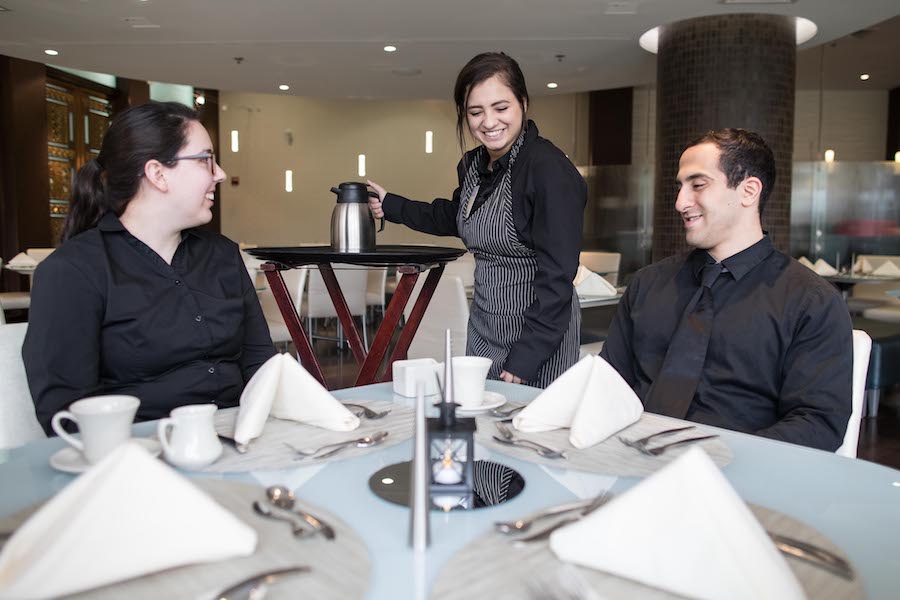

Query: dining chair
[
  {"left": 403, "top": 274, "right": 469, "bottom": 360},
  {"left": 835, "top": 329, "right": 873, "bottom": 458},
  {"left": 0, "top": 323, "right": 45, "bottom": 449},
  {"left": 579, "top": 251, "right": 621, "bottom": 286},
  {"left": 257, "top": 267, "right": 308, "bottom": 352},
  {"left": 302, "top": 266, "right": 369, "bottom": 350},
  {"left": 365, "top": 267, "right": 388, "bottom": 322}
]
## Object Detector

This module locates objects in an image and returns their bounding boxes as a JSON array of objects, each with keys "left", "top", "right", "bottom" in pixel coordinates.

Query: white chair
[
  {"left": 0, "top": 259, "right": 31, "bottom": 317},
  {"left": 403, "top": 274, "right": 469, "bottom": 360},
  {"left": 366, "top": 267, "right": 388, "bottom": 318},
  {"left": 0, "top": 323, "right": 44, "bottom": 449},
  {"left": 836, "top": 329, "right": 873, "bottom": 459},
  {"left": 303, "top": 266, "right": 369, "bottom": 349},
  {"left": 257, "top": 267, "right": 308, "bottom": 350},
  {"left": 579, "top": 251, "right": 621, "bottom": 286}
]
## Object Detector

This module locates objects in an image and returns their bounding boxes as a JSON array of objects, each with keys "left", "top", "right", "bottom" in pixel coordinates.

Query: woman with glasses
[
  {"left": 368, "top": 52, "right": 586, "bottom": 388},
  {"left": 23, "top": 101, "right": 276, "bottom": 433}
]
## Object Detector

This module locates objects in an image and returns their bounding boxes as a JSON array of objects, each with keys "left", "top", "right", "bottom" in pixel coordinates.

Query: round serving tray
[{"left": 246, "top": 245, "right": 467, "bottom": 267}]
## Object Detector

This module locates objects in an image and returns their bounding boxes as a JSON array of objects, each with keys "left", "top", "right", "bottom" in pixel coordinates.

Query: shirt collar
[
  {"left": 476, "top": 120, "right": 539, "bottom": 177},
  {"left": 97, "top": 211, "right": 202, "bottom": 239},
  {"left": 689, "top": 234, "right": 775, "bottom": 282}
]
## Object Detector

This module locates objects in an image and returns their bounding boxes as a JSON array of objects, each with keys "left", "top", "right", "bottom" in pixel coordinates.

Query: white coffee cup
[
  {"left": 51, "top": 395, "right": 140, "bottom": 464},
  {"left": 449, "top": 356, "right": 492, "bottom": 408}
]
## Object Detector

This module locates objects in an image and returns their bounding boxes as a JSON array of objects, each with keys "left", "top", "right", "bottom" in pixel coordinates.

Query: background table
[
  {"left": 247, "top": 246, "right": 465, "bottom": 388},
  {"left": 2, "top": 381, "right": 899, "bottom": 599}
]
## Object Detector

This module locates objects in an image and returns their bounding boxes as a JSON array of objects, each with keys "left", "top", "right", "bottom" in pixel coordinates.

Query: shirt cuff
[
  {"left": 502, "top": 346, "right": 542, "bottom": 383},
  {"left": 382, "top": 193, "right": 407, "bottom": 223}
]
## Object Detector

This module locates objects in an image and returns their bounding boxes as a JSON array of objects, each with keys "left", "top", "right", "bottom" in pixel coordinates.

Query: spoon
[
  {"left": 266, "top": 485, "right": 336, "bottom": 540},
  {"left": 342, "top": 403, "right": 391, "bottom": 419},
  {"left": 252, "top": 501, "right": 310, "bottom": 537},
  {"left": 490, "top": 404, "right": 525, "bottom": 418},
  {"left": 289, "top": 431, "right": 389, "bottom": 459}
]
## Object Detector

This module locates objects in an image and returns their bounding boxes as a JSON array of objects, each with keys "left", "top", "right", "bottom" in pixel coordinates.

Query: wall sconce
[
  {"left": 824, "top": 149, "right": 835, "bottom": 163},
  {"left": 285, "top": 170, "right": 293, "bottom": 193},
  {"left": 358, "top": 154, "right": 366, "bottom": 177},
  {"left": 425, "top": 131, "right": 433, "bottom": 154},
  {"left": 230, "top": 130, "right": 239, "bottom": 153}
]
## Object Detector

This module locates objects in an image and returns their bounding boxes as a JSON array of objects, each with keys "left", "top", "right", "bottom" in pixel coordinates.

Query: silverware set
[
  {"left": 494, "top": 421, "right": 567, "bottom": 459},
  {"left": 251, "top": 485, "right": 337, "bottom": 541},
  {"left": 285, "top": 430, "right": 389, "bottom": 460},
  {"left": 210, "top": 565, "right": 310, "bottom": 600},
  {"left": 618, "top": 426, "right": 718, "bottom": 456},
  {"left": 341, "top": 402, "right": 391, "bottom": 419}
]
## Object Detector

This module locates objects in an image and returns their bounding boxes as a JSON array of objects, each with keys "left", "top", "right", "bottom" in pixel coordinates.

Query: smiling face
[
  {"left": 164, "top": 120, "right": 226, "bottom": 229},
  {"left": 465, "top": 74, "right": 526, "bottom": 161},
  {"left": 675, "top": 142, "right": 762, "bottom": 261}
]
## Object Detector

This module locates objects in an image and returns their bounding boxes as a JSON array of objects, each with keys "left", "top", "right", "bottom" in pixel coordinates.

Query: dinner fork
[
  {"left": 635, "top": 435, "right": 719, "bottom": 456},
  {"left": 495, "top": 421, "right": 567, "bottom": 458},
  {"left": 617, "top": 425, "right": 695, "bottom": 450},
  {"left": 341, "top": 402, "right": 391, "bottom": 419}
]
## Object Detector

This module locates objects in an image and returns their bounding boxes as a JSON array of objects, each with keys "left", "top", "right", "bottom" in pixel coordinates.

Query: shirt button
[
  {"left": 174, "top": 280, "right": 182, "bottom": 285},
  {"left": 195, "top": 315, "right": 202, "bottom": 322},
  {"left": 208, "top": 366, "right": 215, "bottom": 374}
]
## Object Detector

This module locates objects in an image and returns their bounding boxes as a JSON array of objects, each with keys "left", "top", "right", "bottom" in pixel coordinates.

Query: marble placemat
[
  {"left": 432, "top": 504, "right": 862, "bottom": 600},
  {"left": 476, "top": 410, "right": 733, "bottom": 476},
  {"left": 205, "top": 399, "right": 413, "bottom": 472},
  {"left": 0, "top": 479, "right": 371, "bottom": 600}
]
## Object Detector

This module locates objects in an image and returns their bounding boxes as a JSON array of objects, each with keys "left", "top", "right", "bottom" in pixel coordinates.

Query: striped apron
[{"left": 457, "top": 133, "right": 580, "bottom": 388}]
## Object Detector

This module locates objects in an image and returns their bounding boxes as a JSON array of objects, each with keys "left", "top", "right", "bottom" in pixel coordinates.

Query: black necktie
[{"left": 643, "top": 262, "right": 724, "bottom": 419}]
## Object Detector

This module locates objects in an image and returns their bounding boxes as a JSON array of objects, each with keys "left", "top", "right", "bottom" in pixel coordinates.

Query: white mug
[
  {"left": 157, "top": 404, "right": 223, "bottom": 470},
  {"left": 448, "top": 356, "right": 492, "bottom": 408},
  {"left": 51, "top": 395, "right": 140, "bottom": 464}
]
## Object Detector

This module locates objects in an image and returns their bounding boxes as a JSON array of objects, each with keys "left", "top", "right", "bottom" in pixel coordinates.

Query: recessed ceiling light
[
  {"left": 383, "top": 45, "right": 397, "bottom": 53},
  {"left": 547, "top": 82, "right": 558, "bottom": 89},
  {"left": 859, "top": 73, "right": 870, "bottom": 81},
  {"left": 278, "top": 84, "right": 290, "bottom": 91},
  {"left": 44, "top": 49, "right": 59, "bottom": 56}
]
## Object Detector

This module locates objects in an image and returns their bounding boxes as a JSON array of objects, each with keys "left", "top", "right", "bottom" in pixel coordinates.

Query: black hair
[
  {"left": 687, "top": 128, "right": 777, "bottom": 215},
  {"left": 62, "top": 101, "right": 199, "bottom": 241},
  {"left": 452, "top": 52, "right": 529, "bottom": 153}
]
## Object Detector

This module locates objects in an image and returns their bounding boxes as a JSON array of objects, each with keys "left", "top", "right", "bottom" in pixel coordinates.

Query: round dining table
[{"left": 1, "top": 381, "right": 898, "bottom": 599}]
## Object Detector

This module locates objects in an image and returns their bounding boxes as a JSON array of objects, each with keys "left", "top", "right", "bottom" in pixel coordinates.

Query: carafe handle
[{"left": 368, "top": 190, "right": 385, "bottom": 231}]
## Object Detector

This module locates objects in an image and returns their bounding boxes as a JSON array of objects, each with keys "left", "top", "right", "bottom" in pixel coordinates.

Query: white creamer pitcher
[{"left": 157, "top": 404, "right": 223, "bottom": 469}]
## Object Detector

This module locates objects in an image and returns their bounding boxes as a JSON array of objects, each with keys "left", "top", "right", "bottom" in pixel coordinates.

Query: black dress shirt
[
  {"left": 23, "top": 212, "right": 276, "bottom": 433},
  {"left": 381, "top": 121, "right": 586, "bottom": 379},
  {"left": 601, "top": 236, "right": 853, "bottom": 451}
]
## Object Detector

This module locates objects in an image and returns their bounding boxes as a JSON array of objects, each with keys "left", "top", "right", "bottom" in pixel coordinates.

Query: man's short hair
[{"left": 686, "top": 129, "right": 776, "bottom": 215}]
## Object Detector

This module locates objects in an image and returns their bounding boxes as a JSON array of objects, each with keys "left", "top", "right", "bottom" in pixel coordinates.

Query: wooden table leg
[
  {"left": 380, "top": 265, "right": 446, "bottom": 381},
  {"left": 355, "top": 269, "right": 420, "bottom": 386},
  {"left": 318, "top": 264, "right": 367, "bottom": 365},
  {"left": 261, "top": 264, "right": 327, "bottom": 387}
]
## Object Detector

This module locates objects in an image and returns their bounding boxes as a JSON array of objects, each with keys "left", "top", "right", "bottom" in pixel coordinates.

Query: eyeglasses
[{"left": 169, "top": 151, "right": 216, "bottom": 175}]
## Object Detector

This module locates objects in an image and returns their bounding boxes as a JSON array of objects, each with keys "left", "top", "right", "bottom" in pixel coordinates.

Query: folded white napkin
[
  {"left": 797, "top": 256, "right": 815, "bottom": 270},
  {"left": 6, "top": 252, "right": 37, "bottom": 268},
  {"left": 549, "top": 447, "right": 805, "bottom": 600},
  {"left": 234, "top": 353, "right": 359, "bottom": 446},
  {"left": 574, "top": 266, "right": 617, "bottom": 298},
  {"left": 872, "top": 260, "right": 900, "bottom": 277},
  {"left": 0, "top": 442, "right": 256, "bottom": 600},
  {"left": 812, "top": 258, "right": 838, "bottom": 276},
  {"left": 513, "top": 355, "right": 643, "bottom": 449},
  {"left": 853, "top": 257, "right": 873, "bottom": 274}
]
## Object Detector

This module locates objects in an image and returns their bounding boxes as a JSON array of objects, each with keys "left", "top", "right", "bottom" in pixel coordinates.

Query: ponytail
[{"left": 62, "top": 158, "right": 106, "bottom": 241}]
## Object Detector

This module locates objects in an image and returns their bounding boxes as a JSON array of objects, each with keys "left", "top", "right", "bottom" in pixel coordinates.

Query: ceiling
[{"left": 0, "top": 0, "right": 897, "bottom": 99}]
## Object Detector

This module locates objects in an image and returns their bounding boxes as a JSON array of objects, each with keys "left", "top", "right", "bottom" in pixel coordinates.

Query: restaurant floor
[{"left": 302, "top": 317, "right": 900, "bottom": 472}]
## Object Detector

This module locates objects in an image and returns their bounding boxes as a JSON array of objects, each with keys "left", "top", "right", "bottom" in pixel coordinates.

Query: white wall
[{"left": 218, "top": 92, "right": 587, "bottom": 246}]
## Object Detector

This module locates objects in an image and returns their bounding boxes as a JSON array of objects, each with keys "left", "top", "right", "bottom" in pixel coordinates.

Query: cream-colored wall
[{"left": 219, "top": 92, "right": 586, "bottom": 246}]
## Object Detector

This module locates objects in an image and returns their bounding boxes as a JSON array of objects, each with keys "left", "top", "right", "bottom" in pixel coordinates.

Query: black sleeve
[
  {"left": 503, "top": 153, "right": 586, "bottom": 381},
  {"left": 755, "top": 286, "right": 853, "bottom": 451},
  {"left": 380, "top": 159, "right": 466, "bottom": 238},
  {"left": 235, "top": 249, "right": 277, "bottom": 381},
  {"left": 22, "top": 256, "right": 105, "bottom": 434},
  {"left": 599, "top": 276, "right": 639, "bottom": 390}
]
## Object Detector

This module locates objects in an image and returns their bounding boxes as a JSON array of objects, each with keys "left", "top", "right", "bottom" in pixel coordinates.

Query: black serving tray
[{"left": 246, "top": 245, "right": 467, "bottom": 267}]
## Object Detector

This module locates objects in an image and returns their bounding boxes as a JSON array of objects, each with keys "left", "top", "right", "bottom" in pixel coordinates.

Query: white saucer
[
  {"left": 49, "top": 438, "right": 162, "bottom": 474},
  {"left": 456, "top": 392, "right": 507, "bottom": 415}
]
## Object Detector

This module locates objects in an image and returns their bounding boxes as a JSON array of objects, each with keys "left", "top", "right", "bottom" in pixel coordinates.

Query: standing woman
[
  {"left": 23, "top": 101, "right": 276, "bottom": 433},
  {"left": 368, "top": 52, "right": 586, "bottom": 387}
]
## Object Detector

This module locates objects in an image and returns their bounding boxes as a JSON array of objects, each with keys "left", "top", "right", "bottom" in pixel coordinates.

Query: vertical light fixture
[
  {"left": 894, "top": 151, "right": 900, "bottom": 163},
  {"left": 425, "top": 131, "right": 433, "bottom": 154},
  {"left": 285, "top": 170, "right": 293, "bottom": 192},
  {"left": 358, "top": 154, "right": 366, "bottom": 177},
  {"left": 824, "top": 149, "right": 835, "bottom": 163},
  {"left": 230, "top": 130, "right": 239, "bottom": 153}
]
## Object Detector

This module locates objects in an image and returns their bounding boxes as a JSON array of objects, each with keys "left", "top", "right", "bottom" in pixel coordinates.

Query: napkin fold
[
  {"left": 812, "top": 258, "right": 838, "bottom": 276},
  {"left": 0, "top": 442, "right": 256, "bottom": 600},
  {"left": 5, "top": 252, "right": 37, "bottom": 268},
  {"left": 853, "top": 257, "right": 873, "bottom": 274},
  {"left": 574, "top": 265, "right": 617, "bottom": 298},
  {"left": 549, "top": 447, "right": 805, "bottom": 600},
  {"left": 513, "top": 355, "right": 643, "bottom": 449},
  {"left": 872, "top": 260, "right": 900, "bottom": 277},
  {"left": 797, "top": 256, "right": 815, "bottom": 269},
  {"left": 234, "top": 353, "right": 359, "bottom": 446}
]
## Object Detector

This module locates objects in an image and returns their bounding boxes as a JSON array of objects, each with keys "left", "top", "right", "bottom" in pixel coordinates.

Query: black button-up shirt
[
  {"left": 23, "top": 212, "right": 276, "bottom": 433},
  {"left": 381, "top": 122, "right": 586, "bottom": 380},
  {"left": 601, "top": 236, "right": 853, "bottom": 451}
]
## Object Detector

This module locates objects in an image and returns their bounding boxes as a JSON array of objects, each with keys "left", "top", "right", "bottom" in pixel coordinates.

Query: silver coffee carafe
[{"left": 330, "top": 182, "right": 385, "bottom": 253}]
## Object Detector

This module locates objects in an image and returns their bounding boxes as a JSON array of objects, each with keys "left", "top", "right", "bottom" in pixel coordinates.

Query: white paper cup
[
  {"left": 51, "top": 395, "right": 140, "bottom": 464},
  {"left": 451, "top": 356, "right": 492, "bottom": 408}
]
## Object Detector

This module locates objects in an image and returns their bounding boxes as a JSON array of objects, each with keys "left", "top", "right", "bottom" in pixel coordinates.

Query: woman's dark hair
[
  {"left": 453, "top": 52, "right": 529, "bottom": 152},
  {"left": 62, "top": 101, "right": 199, "bottom": 241}
]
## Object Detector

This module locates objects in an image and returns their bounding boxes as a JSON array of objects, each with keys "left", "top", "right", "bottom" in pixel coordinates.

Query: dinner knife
[{"left": 211, "top": 565, "right": 310, "bottom": 600}]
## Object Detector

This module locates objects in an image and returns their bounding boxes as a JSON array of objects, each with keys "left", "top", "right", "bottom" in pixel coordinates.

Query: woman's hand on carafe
[{"left": 367, "top": 180, "right": 386, "bottom": 218}]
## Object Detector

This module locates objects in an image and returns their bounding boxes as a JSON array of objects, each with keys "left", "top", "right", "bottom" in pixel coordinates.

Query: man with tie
[{"left": 600, "top": 128, "right": 852, "bottom": 451}]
